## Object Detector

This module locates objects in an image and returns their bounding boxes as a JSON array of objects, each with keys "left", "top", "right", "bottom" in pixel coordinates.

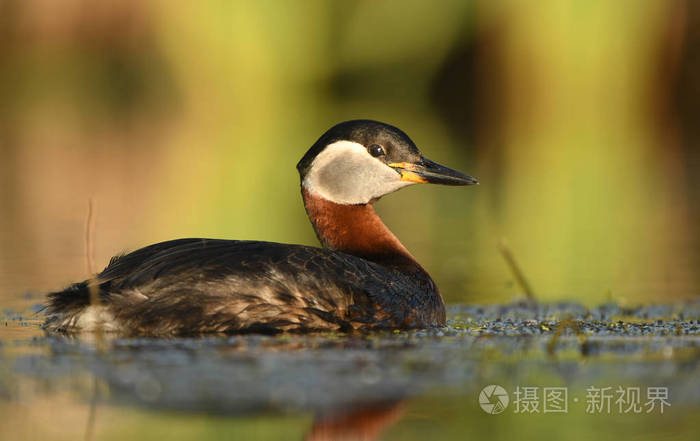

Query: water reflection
[
  {"left": 306, "top": 401, "right": 404, "bottom": 441},
  {"left": 2, "top": 303, "right": 699, "bottom": 440}
]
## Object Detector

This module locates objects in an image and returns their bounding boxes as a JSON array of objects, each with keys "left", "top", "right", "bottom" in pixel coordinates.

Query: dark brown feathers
[{"left": 44, "top": 238, "right": 445, "bottom": 336}]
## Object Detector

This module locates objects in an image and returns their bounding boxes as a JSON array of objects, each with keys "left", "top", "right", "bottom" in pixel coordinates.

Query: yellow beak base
[{"left": 400, "top": 170, "right": 429, "bottom": 183}]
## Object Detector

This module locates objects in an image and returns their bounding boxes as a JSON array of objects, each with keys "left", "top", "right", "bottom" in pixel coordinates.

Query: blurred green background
[{"left": 1, "top": 0, "right": 698, "bottom": 308}]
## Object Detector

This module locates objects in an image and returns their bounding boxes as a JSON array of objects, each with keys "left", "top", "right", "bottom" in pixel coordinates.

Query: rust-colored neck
[{"left": 301, "top": 188, "right": 425, "bottom": 274}]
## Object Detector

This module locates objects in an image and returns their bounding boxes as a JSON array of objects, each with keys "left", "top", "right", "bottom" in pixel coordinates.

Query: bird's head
[{"left": 298, "top": 120, "right": 477, "bottom": 205}]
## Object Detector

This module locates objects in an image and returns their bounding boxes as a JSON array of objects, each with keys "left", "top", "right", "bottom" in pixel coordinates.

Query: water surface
[{"left": 2, "top": 302, "right": 699, "bottom": 440}]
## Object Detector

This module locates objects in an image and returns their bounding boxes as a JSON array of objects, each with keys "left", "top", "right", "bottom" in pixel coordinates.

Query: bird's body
[
  {"left": 46, "top": 238, "right": 442, "bottom": 335},
  {"left": 44, "top": 120, "right": 477, "bottom": 335}
]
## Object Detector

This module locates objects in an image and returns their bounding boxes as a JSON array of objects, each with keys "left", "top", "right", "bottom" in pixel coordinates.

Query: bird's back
[{"left": 44, "top": 238, "right": 445, "bottom": 335}]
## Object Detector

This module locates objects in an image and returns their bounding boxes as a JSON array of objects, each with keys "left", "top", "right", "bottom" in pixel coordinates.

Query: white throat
[{"left": 302, "top": 140, "right": 414, "bottom": 205}]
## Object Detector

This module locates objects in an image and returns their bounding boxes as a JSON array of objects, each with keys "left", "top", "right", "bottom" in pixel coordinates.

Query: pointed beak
[{"left": 388, "top": 157, "right": 478, "bottom": 186}]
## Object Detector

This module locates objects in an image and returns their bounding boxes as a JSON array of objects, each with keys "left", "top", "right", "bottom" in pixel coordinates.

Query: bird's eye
[{"left": 368, "top": 144, "right": 385, "bottom": 157}]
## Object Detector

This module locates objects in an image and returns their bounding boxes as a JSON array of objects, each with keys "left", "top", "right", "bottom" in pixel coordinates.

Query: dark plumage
[
  {"left": 45, "top": 239, "right": 442, "bottom": 335},
  {"left": 43, "top": 120, "right": 477, "bottom": 336}
]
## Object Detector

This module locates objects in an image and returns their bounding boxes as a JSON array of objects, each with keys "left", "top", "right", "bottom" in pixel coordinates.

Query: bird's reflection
[
  {"left": 306, "top": 401, "right": 404, "bottom": 441},
  {"left": 36, "top": 333, "right": 413, "bottom": 441}
]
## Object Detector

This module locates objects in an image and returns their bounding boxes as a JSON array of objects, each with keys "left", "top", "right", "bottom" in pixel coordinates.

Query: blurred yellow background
[{"left": 1, "top": 0, "right": 698, "bottom": 308}]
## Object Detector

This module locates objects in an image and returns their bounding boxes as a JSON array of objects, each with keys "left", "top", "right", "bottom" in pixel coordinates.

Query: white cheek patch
[{"left": 303, "top": 140, "right": 415, "bottom": 204}]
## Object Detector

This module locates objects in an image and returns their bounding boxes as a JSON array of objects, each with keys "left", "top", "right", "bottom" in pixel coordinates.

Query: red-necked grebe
[{"left": 44, "top": 120, "right": 478, "bottom": 335}]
